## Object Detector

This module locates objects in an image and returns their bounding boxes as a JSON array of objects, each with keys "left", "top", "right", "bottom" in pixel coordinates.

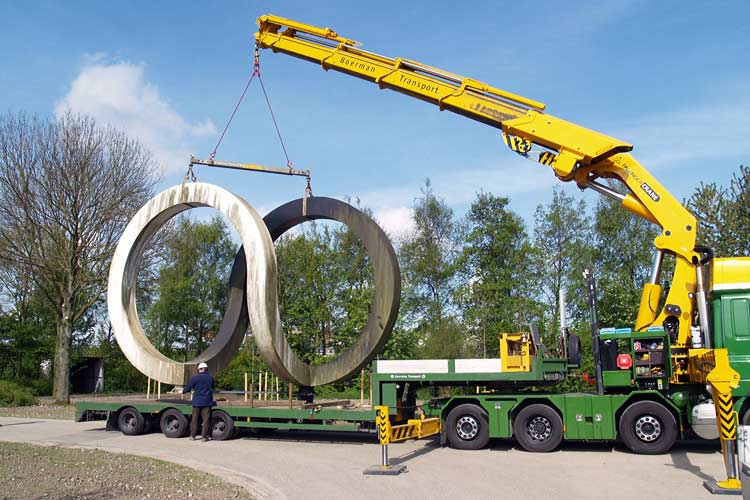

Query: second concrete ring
[{"left": 242, "top": 197, "right": 401, "bottom": 386}]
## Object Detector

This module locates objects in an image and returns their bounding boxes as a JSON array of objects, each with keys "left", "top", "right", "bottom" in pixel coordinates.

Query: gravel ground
[{"left": 0, "top": 441, "right": 254, "bottom": 500}]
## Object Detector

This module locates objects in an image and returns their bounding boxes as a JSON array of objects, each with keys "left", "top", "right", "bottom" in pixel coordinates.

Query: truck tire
[
  {"left": 117, "top": 407, "right": 146, "bottom": 436},
  {"left": 211, "top": 410, "right": 236, "bottom": 441},
  {"left": 513, "top": 404, "right": 563, "bottom": 452},
  {"left": 618, "top": 400, "right": 676, "bottom": 454},
  {"left": 160, "top": 409, "right": 189, "bottom": 438},
  {"left": 445, "top": 404, "right": 490, "bottom": 450}
]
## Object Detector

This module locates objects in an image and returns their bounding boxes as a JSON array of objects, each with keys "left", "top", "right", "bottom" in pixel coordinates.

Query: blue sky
[{"left": 1, "top": 1, "right": 748, "bottom": 237}]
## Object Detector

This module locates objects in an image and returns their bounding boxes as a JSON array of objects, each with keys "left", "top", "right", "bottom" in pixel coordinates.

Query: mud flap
[{"left": 106, "top": 411, "right": 119, "bottom": 431}]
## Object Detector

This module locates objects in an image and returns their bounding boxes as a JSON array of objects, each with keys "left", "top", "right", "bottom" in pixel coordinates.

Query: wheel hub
[
  {"left": 634, "top": 415, "right": 662, "bottom": 442},
  {"left": 528, "top": 416, "right": 552, "bottom": 441},
  {"left": 456, "top": 416, "right": 479, "bottom": 440}
]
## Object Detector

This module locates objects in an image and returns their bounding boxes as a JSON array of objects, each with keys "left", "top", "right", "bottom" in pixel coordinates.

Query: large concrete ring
[
  {"left": 107, "top": 183, "right": 270, "bottom": 385},
  {"left": 243, "top": 197, "right": 401, "bottom": 386}
]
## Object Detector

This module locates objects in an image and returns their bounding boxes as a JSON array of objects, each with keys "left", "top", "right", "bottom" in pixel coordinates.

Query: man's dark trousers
[{"left": 191, "top": 406, "right": 211, "bottom": 439}]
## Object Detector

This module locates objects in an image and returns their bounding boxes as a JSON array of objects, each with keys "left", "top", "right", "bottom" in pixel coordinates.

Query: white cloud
[
  {"left": 374, "top": 206, "right": 414, "bottom": 239},
  {"left": 55, "top": 58, "right": 216, "bottom": 173},
  {"left": 611, "top": 98, "right": 750, "bottom": 170},
  {"left": 357, "top": 161, "right": 557, "bottom": 237}
]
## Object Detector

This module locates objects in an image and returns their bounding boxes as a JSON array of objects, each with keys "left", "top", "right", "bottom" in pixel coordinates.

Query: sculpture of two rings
[{"left": 108, "top": 183, "right": 401, "bottom": 387}]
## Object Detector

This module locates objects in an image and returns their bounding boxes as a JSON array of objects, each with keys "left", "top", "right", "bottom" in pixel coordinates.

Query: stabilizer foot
[
  {"left": 703, "top": 479, "right": 741, "bottom": 495},
  {"left": 362, "top": 464, "right": 407, "bottom": 475}
]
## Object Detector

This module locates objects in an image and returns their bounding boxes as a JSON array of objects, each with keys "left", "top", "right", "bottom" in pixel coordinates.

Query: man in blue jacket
[{"left": 182, "top": 362, "right": 215, "bottom": 441}]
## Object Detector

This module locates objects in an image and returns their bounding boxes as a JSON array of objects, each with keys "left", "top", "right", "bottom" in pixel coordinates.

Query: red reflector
[{"left": 617, "top": 354, "right": 632, "bottom": 369}]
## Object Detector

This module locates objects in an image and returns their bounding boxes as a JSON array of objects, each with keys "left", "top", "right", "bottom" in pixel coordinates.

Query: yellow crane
[{"left": 254, "top": 14, "right": 743, "bottom": 492}]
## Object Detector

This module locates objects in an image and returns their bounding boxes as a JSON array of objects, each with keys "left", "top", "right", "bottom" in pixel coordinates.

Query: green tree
[
  {"left": 275, "top": 226, "right": 336, "bottom": 362},
  {"left": 688, "top": 164, "right": 750, "bottom": 256},
  {"left": 593, "top": 195, "right": 659, "bottom": 328},
  {"left": 0, "top": 112, "right": 157, "bottom": 403},
  {"left": 530, "top": 187, "right": 593, "bottom": 341},
  {"left": 274, "top": 215, "right": 376, "bottom": 364},
  {"left": 0, "top": 299, "right": 56, "bottom": 392},
  {"left": 271, "top": 214, "right": 385, "bottom": 395},
  {"left": 330, "top": 218, "right": 375, "bottom": 352},
  {"left": 399, "top": 180, "right": 464, "bottom": 358},
  {"left": 455, "top": 192, "right": 540, "bottom": 357},
  {"left": 146, "top": 216, "right": 236, "bottom": 359}
]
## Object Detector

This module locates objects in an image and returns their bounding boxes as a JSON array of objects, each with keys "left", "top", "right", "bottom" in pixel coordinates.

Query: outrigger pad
[
  {"left": 363, "top": 464, "right": 407, "bottom": 476},
  {"left": 703, "top": 480, "right": 741, "bottom": 495}
]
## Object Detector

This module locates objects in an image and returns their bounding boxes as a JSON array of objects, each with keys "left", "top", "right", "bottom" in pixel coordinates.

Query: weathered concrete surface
[
  {"left": 0, "top": 417, "right": 727, "bottom": 500},
  {"left": 108, "top": 183, "right": 265, "bottom": 385}
]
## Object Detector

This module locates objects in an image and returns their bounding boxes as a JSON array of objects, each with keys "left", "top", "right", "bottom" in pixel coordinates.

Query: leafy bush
[
  {"left": 103, "top": 357, "right": 147, "bottom": 393},
  {"left": 314, "top": 383, "right": 360, "bottom": 400},
  {"left": 215, "top": 344, "right": 258, "bottom": 391},
  {"left": 0, "top": 380, "right": 38, "bottom": 407},
  {"left": 23, "top": 377, "right": 52, "bottom": 396}
]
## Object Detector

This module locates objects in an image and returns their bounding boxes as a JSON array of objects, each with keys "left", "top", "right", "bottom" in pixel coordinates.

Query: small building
[{"left": 70, "top": 357, "right": 104, "bottom": 393}]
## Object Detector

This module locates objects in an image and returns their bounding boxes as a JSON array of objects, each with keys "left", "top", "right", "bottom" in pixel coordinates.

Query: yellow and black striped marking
[
  {"left": 502, "top": 133, "right": 532, "bottom": 156},
  {"left": 391, "top": 425, "right": 416, "bottom": 442},
  {"left": 717, "top": 393, "right": 737, "bottom": 440},
  {"left": 538, "top": 151, "right": 557, "bottom": 166},
  {"left": 375, "top": 406, "right": 390, "bottom": 445}
]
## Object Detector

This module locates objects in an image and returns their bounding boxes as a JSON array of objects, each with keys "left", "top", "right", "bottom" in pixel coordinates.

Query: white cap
[{"left": 198, "top": 362, "right": 208, "bottom": 370}]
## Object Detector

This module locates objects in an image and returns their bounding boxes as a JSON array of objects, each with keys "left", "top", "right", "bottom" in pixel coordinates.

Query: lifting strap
[{"left": 209, "top": 44, "right": 295, "bottom": 171}]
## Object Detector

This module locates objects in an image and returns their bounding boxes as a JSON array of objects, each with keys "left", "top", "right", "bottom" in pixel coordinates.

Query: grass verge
[
  {"left": 0, "top": 441, "right": 253, "bottom": 499},
  {"left": 0, "top": 402, "right": 75, "bottom": 420}
]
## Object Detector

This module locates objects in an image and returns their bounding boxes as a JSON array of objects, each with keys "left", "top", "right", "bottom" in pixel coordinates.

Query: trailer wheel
[
  {"left": 211, "top": 410, "right": 236, "bottom": 441},
  {"left": 160, "top": 409, "right": 189, "bottom": 438},
  {"left": 445, "top": 404, "right": 490, "bottom": 450},
  {"left": 118, "top": 407, "right": 146, "bottom": 436},
  {"left": 618, "top": 400, "right": 676, "bottom": 454},
  {"left": 513, "top": 404, "right": 563, "bottom": 453}
]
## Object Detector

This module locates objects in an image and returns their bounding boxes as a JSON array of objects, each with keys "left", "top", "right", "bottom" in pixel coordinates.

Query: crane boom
[
  {"left": 255, "top": 14, "right": 700, "bottom": 350},
  {"left": 254, "top": 18, "right": 747, "bottom": 487},
  {"left": 256, "top": 15, "right": 632, "bottom": 168}
]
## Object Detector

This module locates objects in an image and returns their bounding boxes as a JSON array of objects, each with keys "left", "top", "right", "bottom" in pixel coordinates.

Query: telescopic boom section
[
  {"left": 255, "top": 15, "right": 630, "bottom": 168},
  {"left": 255, "top": 14, "right": 700, "bottom": 346}
]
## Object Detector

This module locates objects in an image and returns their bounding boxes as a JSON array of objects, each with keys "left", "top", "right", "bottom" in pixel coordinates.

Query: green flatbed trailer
[
  {"left": 74, "top": 284, "right": 750, "bottom": 454},
  {"left": 76, "top": 398, "right": 379, "bottom": 438}
]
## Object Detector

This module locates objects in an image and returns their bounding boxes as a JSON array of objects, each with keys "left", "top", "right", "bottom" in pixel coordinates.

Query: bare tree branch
[{"left": 0, "top": 112, "right": 158, "bottom": 403}]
